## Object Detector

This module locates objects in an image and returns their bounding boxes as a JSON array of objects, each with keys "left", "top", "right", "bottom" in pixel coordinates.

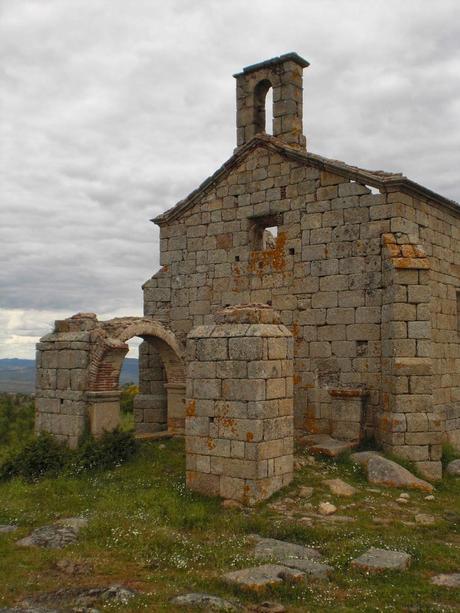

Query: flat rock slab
[
  {"left": 304, "top": 435, "right": 356, "bottom": 458},
  {"left": 431, "top": 573, "right": 460, "bottom": 588},
  {"left": 16, "top": 517, "right": 87, "bottom": 549},
  {"left": 280, "top": 558, "right": 333, "bottom": 579},
  {"left": 323, "top": 478, "right": 357, "bottom": 497},
  {"left": 353, "top": 454, "right": 433, "bottom": 492},
  {"left": 18, "top": 585, "right": 136, "bottom": 609},
  {"left": 254, "top": 537, "right": 322, "bottom": 562},
  {"left": 0, "top": 525, "right": 18, "bottom": 534},
  {"left": 446, "top": 459, "right": 460, "bottom": 476},
  {"left": 414, "top": 514, "right": 436, "bottom": 526},
  {"left": 351, "top": 548, "right": 411, "bottom": 572},
  {"left": 171, "top": 592, "right": 240, "bottom": 611},
  {"left": 0, "top": 607, "right": 61, "bottom": 613},
  {"left": 350, "top": 451, "right": 382, "bottom": 467},
  {"left": 367, "top": 456, "right": 433, "bottom": 492},
  {"left": 223, "top": 564, "right": 304, "bottom": 591}
]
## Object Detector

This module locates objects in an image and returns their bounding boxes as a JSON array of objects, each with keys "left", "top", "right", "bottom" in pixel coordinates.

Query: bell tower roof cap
[{"left": 233, "top": 52, "right": 310, "bottom": 78}]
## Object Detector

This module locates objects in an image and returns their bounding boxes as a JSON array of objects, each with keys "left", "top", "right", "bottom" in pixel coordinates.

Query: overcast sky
[{"left": 1, "top": 0, "right": 459, "bottom": 359}]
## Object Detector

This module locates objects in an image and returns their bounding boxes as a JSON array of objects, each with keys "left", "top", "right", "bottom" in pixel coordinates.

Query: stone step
[
  {"left": 302, "top": 434, "right": 358, "bottom": 458},
  {"left": 134, "top": 431, "right": 173, "bottom": 441}
]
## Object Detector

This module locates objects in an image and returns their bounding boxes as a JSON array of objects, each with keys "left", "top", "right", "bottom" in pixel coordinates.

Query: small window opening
[
  {"left": 254, "top": 79, "right": 273, "bottom": 135},
  {"left": 249, "top": 214, "right": 281, "bottom": 251},
  {"left": 356, "top": 340, "right": 368, "bottom": 356},
  {"left": 235, "top": 255, "right": 240, "bottom": 262},
  {"left": 289, "top": 247, "right": 295, "bottom": 255}
]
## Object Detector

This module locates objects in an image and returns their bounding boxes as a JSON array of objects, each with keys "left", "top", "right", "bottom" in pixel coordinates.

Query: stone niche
[{"left": 185, "top": 304, "right": 294, "bottom": 505}]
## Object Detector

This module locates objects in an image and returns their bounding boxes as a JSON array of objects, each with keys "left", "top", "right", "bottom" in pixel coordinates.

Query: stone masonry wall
[
  {"left": 35, "top": 314, "right": 93, "bottom": 448},
  {"left": 185, "top": 304, "right": 294, "bottom": 504},
  {"left": 144, "top": 144, "right": 386, "bottom": 442},
  {"left": 384, "top": 193, "right": 460, "bottom": 451},
  {"left": 142, "top": 143, "right": 460, "bottom": 468}
]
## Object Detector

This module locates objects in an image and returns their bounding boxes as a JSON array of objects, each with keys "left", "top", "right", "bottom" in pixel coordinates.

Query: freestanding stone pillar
[{"left": 186, "top": 304, "right": 294, "bottom": 505}]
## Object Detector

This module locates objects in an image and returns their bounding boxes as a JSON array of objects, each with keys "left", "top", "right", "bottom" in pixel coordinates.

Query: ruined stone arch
[
  {"left": 35, "top": 314, "right": 186, "bottom": 445},
  {"left": 88, "top": 319, "right": 185, "bottom": 393}
]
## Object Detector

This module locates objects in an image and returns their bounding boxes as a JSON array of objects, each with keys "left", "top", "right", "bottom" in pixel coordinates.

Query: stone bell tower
[{"left": 233, "top": 52, "right": 309, "bottom": 150}]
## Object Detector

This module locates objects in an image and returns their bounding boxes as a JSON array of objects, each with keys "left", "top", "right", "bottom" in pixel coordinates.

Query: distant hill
[{"left": 0, "top": 358, "right": 139, "bottom": 394}]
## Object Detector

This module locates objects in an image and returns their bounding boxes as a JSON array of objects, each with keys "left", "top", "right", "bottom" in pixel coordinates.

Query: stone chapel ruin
[{"left": 36, "top": 53, "right": 460, "bottom": 499}]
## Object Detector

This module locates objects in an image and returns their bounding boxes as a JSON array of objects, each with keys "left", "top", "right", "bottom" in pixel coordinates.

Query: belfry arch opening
[{"left": 254, "top": 79, "right": 273, "bottom": 135}]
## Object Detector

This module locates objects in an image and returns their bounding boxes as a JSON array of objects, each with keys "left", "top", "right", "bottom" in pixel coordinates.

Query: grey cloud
[{"left": 1, "top": 0, "right": 459, "bottom": 357}]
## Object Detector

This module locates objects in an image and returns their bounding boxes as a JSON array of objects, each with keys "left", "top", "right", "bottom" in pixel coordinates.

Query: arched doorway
[{"left": 87, "top": 318, "right": 186, "bottom": 437}]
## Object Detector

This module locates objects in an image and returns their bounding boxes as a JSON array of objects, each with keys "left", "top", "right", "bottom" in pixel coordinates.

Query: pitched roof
[{"left": 152, "top": 134, "right": 459, "bottom": 225}]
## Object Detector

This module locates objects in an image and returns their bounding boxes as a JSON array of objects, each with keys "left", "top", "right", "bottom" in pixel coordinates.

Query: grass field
[{"left": 1, "top": 434, "right": 459, "bottom": 612}]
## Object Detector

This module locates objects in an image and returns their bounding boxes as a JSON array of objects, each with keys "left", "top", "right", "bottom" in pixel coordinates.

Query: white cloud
[{"left": 1, "top": 0, "right": 459, "bottom": 357}]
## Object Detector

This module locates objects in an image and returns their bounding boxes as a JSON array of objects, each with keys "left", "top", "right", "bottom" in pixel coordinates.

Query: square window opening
[{"left": 249, "top": 214, "right": 281, "bottom": 251}]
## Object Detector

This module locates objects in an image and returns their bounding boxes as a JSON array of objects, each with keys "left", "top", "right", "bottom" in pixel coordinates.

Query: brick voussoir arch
[{"left": 88, "top": 317, "right": 185, "bottom": 392}]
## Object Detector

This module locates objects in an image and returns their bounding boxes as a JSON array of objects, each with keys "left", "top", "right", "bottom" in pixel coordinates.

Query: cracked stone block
[
  {"left": 351, "top": 548, "right": 411, "bottom": 572},
  {"left": 16, "top": 517, "right": 88, "bottom": 549},
  {"left": 279, "top": 558, "right": 333, "bottom": 579},
  {"left": 431, "top": 573, "right": 460, "bottom": 588},
  {"left": 254, "top": 537, "right": 322, "bottom": 562},
  {"left": 171, "top": 593, "right": 241, "bottom": 611},
  {"left": 222, "top": 564, "right": 305, "bottom": 590}
]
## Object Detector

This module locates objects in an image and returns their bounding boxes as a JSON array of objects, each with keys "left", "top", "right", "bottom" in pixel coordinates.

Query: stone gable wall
[
  {"left": 141, "top": 143, "right": 460, "bottom": 465},
  {"left": 143, "top": 145, "right": 387, "bottom": 440}
]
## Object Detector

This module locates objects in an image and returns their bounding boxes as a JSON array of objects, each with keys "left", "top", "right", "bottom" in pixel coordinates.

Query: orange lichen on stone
[
  {"left": 392, "top": 257, "right": 430, "bottom": 269},
  {"left": 401, "top": 244, "right": 416, "bottom": 257},
  {"left": 386, "top": 243, "right": 401, "bottom": 257},
  {"left": 291, "top": 322, "right": 301, "bottom": 340},
  {"left": 382, "top": 233, "right": 396, "bottom": 244},
  {"left": 248, "top": 232, "right": 287, "bottom": 276},
  {"left": 246, "top": 431, "right": 254, "bottom": 442},
  {"left": 207, "top": 437, "right": 216, "bottom": 450},
  {"left": 219, "top": 416, "right": 237, "bottom": 435},
  {"left": 216, "top": 232, "right": 233, "bottom": 250},
  {"left": 185, "top": 399, "right": 196, "bottom": 417},
  {"left": 293, "top": 374, "right": 302, "bottom": 386}
]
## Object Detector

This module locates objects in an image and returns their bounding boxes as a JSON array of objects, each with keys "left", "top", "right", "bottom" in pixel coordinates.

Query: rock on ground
[
  {"left": 350, "top": 451, "right": 381, "bottom": 467},
  {"left": 353, "top": 454, "right": 433, "bottom": 492},
  {"left": 279, "top": 558, "right": 333, "bottom": 579},
  {"left": 171, "top": 593, "right": 240, "bottom": 611},
  {"left": 351, "top": 548, "right": 411, "bottom": 572},
  {"left": 323, "top": 479, "right": 357, "bottom": 497},
  {"left": 16, "top": 517, "right": 88, "bottom": 549},
  {"left": 446, "top": 459, "right": 460, "bottom": 476},
  {"left": 222, "top": 564, "right": 304, "bottom": 591},
  {"left": 55, "top": 558, "right": 92, "bottom": 576},
  {"left": 253, "top": 537, "right": 322, "bottom": 562},
  {"left": 431, "top": 573, "right": 460, "bottom": 588},
  {"left": 318, "top": 502, "right": 337, "bottom": 516},
  {"left": 414, "top": 514, "right": 436, "bottom": 526},
  {"left": 298, "top": 486, "right": 313, "bottom": 499},
  {"left": 17, "top": 585, "right": 135, "bottom": 609},
  {"left": 246, "top": 603, "right": 286, "bottom": 612},
  {"left": 0, "top": 525, "right": 18, "bottom": 533}
]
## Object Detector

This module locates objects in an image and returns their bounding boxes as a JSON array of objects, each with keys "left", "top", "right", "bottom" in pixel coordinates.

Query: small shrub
[
  {"left": 441, "top": 442, "right": 460, "bottom": 469},
  {"left": 0, "top": 432, "right": 70, "bottom": 482},
  {"left": 0, "top": 429, "right": 138, "bottom": 482},
  {"left": 73, "top": 428, "right": 138, "bottom": 472},
  {"left": 120, "top": 383, "right": 139, "bottom": 414}
]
